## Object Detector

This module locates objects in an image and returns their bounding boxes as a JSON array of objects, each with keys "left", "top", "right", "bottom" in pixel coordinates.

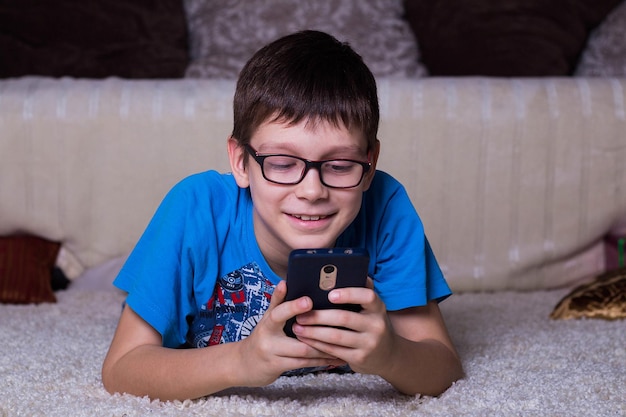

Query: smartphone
[{"left": 283, "top": 247, "right": 369, "bottom": 338}]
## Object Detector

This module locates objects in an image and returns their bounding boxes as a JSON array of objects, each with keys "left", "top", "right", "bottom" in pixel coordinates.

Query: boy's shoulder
[
  {"left": 180, "top": 170, "right": 236, "bottom": 186},
  {"left": 172, "top": 170, "right": 238, "bottom": 195},
  {"left": 367, "top": 170, "right": 406, "bottom": 196},
  {"left": 163, "top": 170, "right": 242, "bottom": 210},
  {"left": 371, "top": 170, "right": 396, "bottom": 185},
  {"left": 360, "top": 171, "right": 416, "bottom": 219}
]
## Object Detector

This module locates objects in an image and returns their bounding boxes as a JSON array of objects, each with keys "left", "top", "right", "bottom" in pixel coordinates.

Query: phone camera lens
[{"left": 323, "top": 265, "right": 336, "bottom": 274}]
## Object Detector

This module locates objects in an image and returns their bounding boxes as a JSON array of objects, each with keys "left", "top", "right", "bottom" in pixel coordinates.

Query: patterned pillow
[
  {"left": 0, "top": 235, "right": 60, "bottom": 304},
  {"left": 575, "top": 0, "right": 626, "bottom": 76},
  {"left": 184, "top": 0, "right": 427, "bottom": 78},
  {"left": 550, "top": 267, "right": 626, "bottom": 320}
]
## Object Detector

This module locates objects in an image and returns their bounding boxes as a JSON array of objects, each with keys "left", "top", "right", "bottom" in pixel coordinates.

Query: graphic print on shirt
[{"left": 187, "top": 262, "right": 275, "bottom": 348}]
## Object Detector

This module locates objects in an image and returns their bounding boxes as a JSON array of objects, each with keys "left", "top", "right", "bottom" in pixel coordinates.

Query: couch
[{"left": 1, "top": 1, "right": 625, "bottom": 416}]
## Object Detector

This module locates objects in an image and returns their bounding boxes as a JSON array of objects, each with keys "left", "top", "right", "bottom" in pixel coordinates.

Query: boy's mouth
[{"left": 290, "top": 214, "right": 329, "bottom": 221}]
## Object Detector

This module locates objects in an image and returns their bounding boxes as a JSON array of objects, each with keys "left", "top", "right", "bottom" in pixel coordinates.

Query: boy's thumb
[{"left": 269, "top": 280, "right": 287, "bottom": 308}]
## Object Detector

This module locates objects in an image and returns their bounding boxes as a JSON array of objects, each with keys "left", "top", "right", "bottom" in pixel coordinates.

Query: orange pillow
[{"left": 0, "top": 235, "right": 60, "bottom": 304}]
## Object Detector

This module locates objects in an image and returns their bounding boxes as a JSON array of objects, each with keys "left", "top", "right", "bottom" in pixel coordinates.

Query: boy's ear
[
  {"left": 227, "top": 136, "right": 250, "bottom": 188},
  {"left": 362, "top": 139, "right": 380, "bottom": 191}
]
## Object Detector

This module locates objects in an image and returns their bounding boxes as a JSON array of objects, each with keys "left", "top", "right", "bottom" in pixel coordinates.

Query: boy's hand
[
  {"left": 234, "top": 280, "right": 346, "bottom": 387},
  {"left": 288, "top": 278, "right": 396, "bottom": 376}
]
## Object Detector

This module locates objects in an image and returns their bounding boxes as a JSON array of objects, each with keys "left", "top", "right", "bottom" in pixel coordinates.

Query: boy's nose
[{"left": 294, "top": 167, "right": 329, "bottom": 200}]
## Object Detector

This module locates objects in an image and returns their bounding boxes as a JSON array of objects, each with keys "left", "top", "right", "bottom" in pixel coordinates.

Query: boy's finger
[
  {"left": 269, "top": 280, "right": 287, "bottom": 308},
  {"left": 328, "top": 286, "right": 383, "bottom": 313},
  {"left": 266, "top": 281, "right": 314, "bottom": 327}
]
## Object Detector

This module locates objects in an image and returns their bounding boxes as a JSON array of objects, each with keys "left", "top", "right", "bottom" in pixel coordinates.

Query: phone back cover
[{"left": 285, "top": 248, "right": 369, "bottom": 310}]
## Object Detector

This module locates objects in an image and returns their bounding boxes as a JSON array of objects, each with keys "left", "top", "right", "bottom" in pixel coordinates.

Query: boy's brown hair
[{"left": 232, "top": 30, "right": 379, "bottom": 152}]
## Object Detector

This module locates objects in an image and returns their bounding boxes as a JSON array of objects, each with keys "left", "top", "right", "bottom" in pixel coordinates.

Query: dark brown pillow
[
  {"left": 0, "top": 235, "right": 60, "bottom": 304},
  {"left": 403, "top": 0, "right": 623, "bottom": 76},
  {"left": 0, "top": 0, "right": 189, "bottom": 79}
]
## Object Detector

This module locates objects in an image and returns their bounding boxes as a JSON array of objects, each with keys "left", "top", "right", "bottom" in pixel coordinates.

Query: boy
[{"left": 102, "top": 30, "right": 463, "bottom": 401}]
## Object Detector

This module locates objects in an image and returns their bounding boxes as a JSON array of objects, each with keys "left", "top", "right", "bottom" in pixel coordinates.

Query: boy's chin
[{"left": 289, "top": 238, "right": 337, "bottom": 251}]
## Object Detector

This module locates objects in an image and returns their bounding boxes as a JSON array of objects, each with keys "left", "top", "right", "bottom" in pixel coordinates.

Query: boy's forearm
[
  {"left": 102, "top": 342, "right": 244, "bottom": 401},
  {"left": 380, "top": 337, "right": 464, "bottom": 397}
]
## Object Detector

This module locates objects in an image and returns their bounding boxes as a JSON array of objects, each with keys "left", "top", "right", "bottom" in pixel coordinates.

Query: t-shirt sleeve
[
  {"left": 360, "top": 173, "right": 451, "bottom": 311},
  {"left": 114, "top": 173, "right": 222, "bottom": 347}
]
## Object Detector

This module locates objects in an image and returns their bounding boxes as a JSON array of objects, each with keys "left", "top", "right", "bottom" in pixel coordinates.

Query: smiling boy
[{"left": 102, "top": 30, "right": 463, "bottom": 401}]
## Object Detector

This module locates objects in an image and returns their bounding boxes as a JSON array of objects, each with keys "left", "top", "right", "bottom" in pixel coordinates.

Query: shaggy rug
[{"left": 0, "top": 287, "right": 624, "bottom": 417}]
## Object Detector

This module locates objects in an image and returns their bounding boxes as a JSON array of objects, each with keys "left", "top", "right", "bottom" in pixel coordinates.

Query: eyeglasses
[{"left": 245, "top": 145, "right": 371, "bottom": 189}]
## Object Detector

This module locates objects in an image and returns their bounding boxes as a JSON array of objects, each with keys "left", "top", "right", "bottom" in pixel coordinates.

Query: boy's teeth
[{"left": 295, "top": 215, "right": 325, "bottom": 221}]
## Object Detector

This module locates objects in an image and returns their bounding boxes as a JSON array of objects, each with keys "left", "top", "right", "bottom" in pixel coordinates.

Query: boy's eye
[
  {"left": 265, "top": 157, "right": 300, "bottom": 172},
  {"left": 325, "top": 161, "right": 358, "bottom": 174}
]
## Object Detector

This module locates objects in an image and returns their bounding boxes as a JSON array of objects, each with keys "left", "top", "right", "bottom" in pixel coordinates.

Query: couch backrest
[{"left": 1, "top": 76, "right": 625, "bottom": 291}]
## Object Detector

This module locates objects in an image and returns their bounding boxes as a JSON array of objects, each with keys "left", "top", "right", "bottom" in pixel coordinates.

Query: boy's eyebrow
[{"left": 255, "top": 143, "right": 367, "bottom": 157}]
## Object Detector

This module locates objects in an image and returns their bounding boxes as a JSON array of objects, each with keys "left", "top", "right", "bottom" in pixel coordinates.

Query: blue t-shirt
[{"left": 114, "top": 170, "right": 451, "bottom": 350}]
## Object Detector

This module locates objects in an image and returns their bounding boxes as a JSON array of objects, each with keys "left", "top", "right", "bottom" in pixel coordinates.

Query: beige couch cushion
[
  {"left": 1, "top": 77, "right": 625, "bottom": 292},
  {"left": 376, "top": 77, "right": 626, "bottom": 290},
  {"left": 0, "top": 78, "right": 233, "bottom": 269}
]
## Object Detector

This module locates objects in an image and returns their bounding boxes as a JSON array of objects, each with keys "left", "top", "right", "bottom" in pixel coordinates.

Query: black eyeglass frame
[{"left": 244, "top": 144, "right": 371, "bottom": 189}]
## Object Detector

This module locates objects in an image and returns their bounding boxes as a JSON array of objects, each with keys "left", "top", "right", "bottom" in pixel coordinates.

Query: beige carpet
[{"left": 1, "top": 287, "right": 624, "bottom": 417}]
